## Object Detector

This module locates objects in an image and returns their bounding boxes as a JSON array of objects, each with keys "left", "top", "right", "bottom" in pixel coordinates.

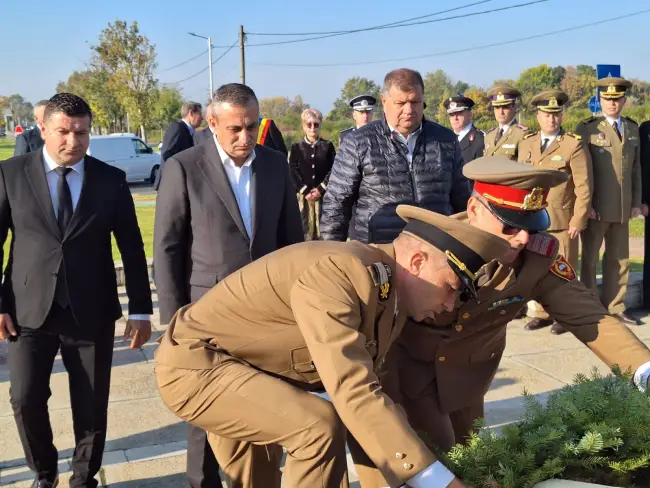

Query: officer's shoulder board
[
  {"left": 549, "top": 255, "right": 576, "bottom": 281},
  {"left": 523, "top": 131, "right": 538, "bottom": 140},
  {"left": 516, "top": 123, "right": 529, "bottom": 131},
  {"left": 580, "top": 116, "right": 599, "bottom": 126},
  {"left": 525, "top": 232, "right": 559, "bottom": 258},
  {"left": 565, "top": 132, "right": 582, "bottom": 141},
  {"left": 624, "top": 116, "right": 638, "bottom": 126},
  {"left": 367, "top": 262, "right": 392, "bottom": 301}
]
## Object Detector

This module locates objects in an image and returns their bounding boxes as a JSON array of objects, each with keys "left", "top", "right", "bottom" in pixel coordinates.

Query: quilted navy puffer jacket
[{"left": 320, "top": 118, "right": 471, "bottom": 243}]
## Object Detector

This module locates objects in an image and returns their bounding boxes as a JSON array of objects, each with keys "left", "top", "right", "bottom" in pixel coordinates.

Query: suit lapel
[
  {"left": 24, "top": 150, "right": 60, "bottom": 238},
  {"left": 199, "top": 137, "right": 249, "bottom": 240},
  {"left": 64, "top": 157, "right": 97, "bottom": 240}
]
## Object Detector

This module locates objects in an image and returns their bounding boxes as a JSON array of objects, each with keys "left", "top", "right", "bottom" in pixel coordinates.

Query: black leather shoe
[
  {"left": 614, "top": 313, "right": 642, "bottom": 326},
  {"left": 524, "top": 318, "right": 554, "bottom": 331},
  {"left": 31, "top": 475, "right": 58, "bottom": 488},
  {"left": 550, "top": 322, "right": 567, "bottom": 335}
]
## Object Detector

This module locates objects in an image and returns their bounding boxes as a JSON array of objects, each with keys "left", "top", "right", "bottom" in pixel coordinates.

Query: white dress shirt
[
  {"left": 455, "top": 123, "right": 474, "bottom": 142},
  {"left": 388, "top": 123, "right": 423, "bottom": 164},
  {"left": 539, "top": 129, "right": 561, "bottom": 149},
  {"left": 42, "top": 148, "right": 150, "bottom": 322},
  {"left": 214, "top": 135, "right": 255, "bottom": 238},
  {"left": 605, "top": 115, "right": 624, "bottom": 137},
  {"left": 499, "top": 118, "right": 516, "bottom": 135}
]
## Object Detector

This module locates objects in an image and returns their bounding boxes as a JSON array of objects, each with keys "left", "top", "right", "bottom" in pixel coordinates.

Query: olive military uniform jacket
[
  {"left": 483, "top": 120, "right": 529, "bottom": 159},
  {"left": 156, "top": 240, "right": 436, "bottom": 486},
  {"left": 518, "top": 129, "right": 593, "bottom": 231},
  {"left": 393, "top": 228, "right": 650, "bottom": 414},
  {"left": 575, "top": 116, "right": 642, "bottom": 223}
]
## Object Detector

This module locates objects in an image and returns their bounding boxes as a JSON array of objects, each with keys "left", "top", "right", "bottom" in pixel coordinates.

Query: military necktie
[
  {"left": 613, "top": 121, "right": 622, "bottom": 141},
  {"left": 541, "top": 138, "right": 550, "bottom": 153},
  {"left": 54, "top": 166, "right": 73, "bottom": 307},
  {"left": 494, "top": 127, "right": 504, "bottom": 144}
]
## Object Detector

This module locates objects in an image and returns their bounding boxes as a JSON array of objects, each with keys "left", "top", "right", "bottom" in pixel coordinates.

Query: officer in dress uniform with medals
[
  {"left": 354, "top": 157, "right": 650, "bottom": 488},
  {"left": 444, "top": 95, "right": 485, "bottom": 165},
  {"left": 338, "top": 94, "right": 377, "bottom": 146},
  {"left": 483, "top": 84, "right": 529, "bottom": 160},
  {"left": 156, "top": 206, "right": 510, "bottom": 488},
  {"left": 576, "top": 77, "right": 642, "bottom": 326},
  {"left": 518, "top": 89, "right": 593, "bottom": 334}
]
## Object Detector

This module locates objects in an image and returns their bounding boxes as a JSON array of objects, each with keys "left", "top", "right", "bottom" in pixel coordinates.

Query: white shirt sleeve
[{"left": 406, "top": 461, "right": 456, "bottom": 488}]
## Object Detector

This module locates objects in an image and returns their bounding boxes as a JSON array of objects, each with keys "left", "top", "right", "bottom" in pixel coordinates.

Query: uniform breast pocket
[
  {"left": 290, "top": 346, "right": 321, "bottom": 384},
  {"left": 590, "top": 135, "right": 611, "bottom": 148},
  {"left": 469, "top": 330, "right": 506, "bottom": 364}
]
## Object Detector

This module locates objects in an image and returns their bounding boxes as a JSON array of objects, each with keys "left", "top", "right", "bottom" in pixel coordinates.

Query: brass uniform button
[
  {"left": 395, "top": 452, "right": 405, "bottom": 459},
  {"left": 500, "top": 310, "right": 506, "bottom": 315},
  {"left": 490, "top": 352, "right": 496, "bottom": 358},
  {"left": 403, "top": 463, "right": 413, "bottom": 471},
  {"left": 462, "top": 312, "right": 471, "bottom": 319},
  {"left": 455, "top": 324, "right": 463, "bottom": 332},
  {"left": 438, "top": 356, "right": 446, "bottom": 362}
]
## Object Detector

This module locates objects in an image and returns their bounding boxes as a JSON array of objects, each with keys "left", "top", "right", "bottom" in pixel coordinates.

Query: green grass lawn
[{"left": 0, "top": 138, "right": 15, "bottom": 160}]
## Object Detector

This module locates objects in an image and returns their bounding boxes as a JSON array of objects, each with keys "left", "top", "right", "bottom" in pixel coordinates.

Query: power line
[
  {"left": 158, "top": 49, "right": 207, "bottom": 73},
  {"left": 246, "top": 0, "right": 497, "bottom": 36},
  {"left": 250, "top": 9, "right": 650, "bottom": 67},
  {"left": 245, "top": 0, "right": 548, "bottom": 47},
  {"left": 163, "top": 39, "right": 238, "bottom": 85}
]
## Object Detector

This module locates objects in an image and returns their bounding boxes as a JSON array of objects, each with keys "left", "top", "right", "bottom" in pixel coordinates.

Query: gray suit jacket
[
  {"left": 153, "top": 137, "right": 304, "bottom": 323},
  {"left": 13, "top": 128, "right": 44, "bottom": 157}
]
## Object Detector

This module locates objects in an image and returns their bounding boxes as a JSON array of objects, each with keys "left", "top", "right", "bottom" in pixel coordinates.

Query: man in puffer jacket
[{"left": 321, "top": 68, "right": 471, "bottom": 243}]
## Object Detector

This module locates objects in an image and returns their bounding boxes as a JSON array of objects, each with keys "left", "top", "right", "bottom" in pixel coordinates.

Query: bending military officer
[
  {"left": 518, "top": 89, "right": 593, "bottom": 334},
  {"left": 155, "top": 206, "right": 510, "bottom": 488},
  {"left": 483, "top": 84, "right": 529, "bottom": 159},
  {"left": 362, "top": 158, "right": 650, "bottom": 488}
]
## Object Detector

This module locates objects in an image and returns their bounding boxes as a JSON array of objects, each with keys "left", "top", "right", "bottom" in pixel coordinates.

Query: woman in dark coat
[{"left": 289, "top": 108, "right": 336, "bottom": 240}]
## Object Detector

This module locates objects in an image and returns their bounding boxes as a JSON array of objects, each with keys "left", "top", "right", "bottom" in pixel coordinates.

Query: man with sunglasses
[{"left": 354, "top": 157, "right": 650, "bottom": 488}]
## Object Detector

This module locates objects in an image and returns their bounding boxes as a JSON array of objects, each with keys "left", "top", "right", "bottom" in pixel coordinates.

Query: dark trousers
[
  {"left": 8, "top": 304, "right": 115, "bottom": 488},
  {"left": 644, "top": 216, "right": 650, "bottom": 309},
  {"left": 186, "top": 285, "right": 222, "bottom": 487}
]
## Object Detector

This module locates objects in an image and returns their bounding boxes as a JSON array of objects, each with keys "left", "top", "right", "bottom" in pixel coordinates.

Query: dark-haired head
[
  {"left": 211, "top": 83, "right": 260, "bottom": 166},
  {"left": 42, "top": 93, "right": 92, "bottom": 167}
]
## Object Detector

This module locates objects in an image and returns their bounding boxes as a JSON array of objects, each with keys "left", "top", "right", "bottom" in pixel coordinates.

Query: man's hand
[
  {"left": 568, "top": 226, "right": 581, "bottom": 239},
  {"left": 632, "top": 207, "right": 642, "bottom": 218},
  {"left": 588, "top": 207, "right": 598, "bottom": 220},
  {"left": 642, "top": 204, "right": 649, "bottom": 217},
  {"left": 311, "top": 188, "right": 322, "bottom": 201},
  {"left": 0, "top": 313, "right": 16, "bottom": 340},
  {"left": 124, "top": 319, "right": 152, "bottom": 349}
]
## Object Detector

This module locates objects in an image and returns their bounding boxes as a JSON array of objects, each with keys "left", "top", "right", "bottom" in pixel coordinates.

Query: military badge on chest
[{"left": 487, "top": 296, "right": 525, "bottom": 311}]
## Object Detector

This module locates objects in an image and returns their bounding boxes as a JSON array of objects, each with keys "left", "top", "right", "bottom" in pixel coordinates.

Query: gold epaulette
[
  {"left": 523, "top": 131, "right": 538, "bottom": 140},
  {"left": 565, "top": 132, "right": 582, "bottom": 141}
]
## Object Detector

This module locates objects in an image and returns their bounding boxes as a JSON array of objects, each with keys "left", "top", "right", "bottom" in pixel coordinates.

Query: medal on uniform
[
  {"left": 469, "top": 133, "right": 474, "bottom": 143},
  {"left": 598, "top": 132, "right": 605, "bottom": 140},
  {"left": 379, "top": 282, "right": 391, "bottom": 301}
]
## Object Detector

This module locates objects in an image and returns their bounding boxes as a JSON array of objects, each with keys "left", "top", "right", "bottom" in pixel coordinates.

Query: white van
[{"left": 87, "top": 134, "right": 160, "bottom": 184}]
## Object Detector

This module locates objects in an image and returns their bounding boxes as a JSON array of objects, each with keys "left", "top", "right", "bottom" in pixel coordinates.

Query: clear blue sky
[{"left": 1, "top": 0, "right": 650, "bottom": 114}]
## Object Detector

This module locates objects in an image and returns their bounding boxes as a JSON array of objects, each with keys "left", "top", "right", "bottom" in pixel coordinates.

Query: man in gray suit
[
  {"left": 13, "top": 100, "right": 48, "bottom": 156},
  {"left": 153, "top": 83, "right": 303, "bottom": 488}
]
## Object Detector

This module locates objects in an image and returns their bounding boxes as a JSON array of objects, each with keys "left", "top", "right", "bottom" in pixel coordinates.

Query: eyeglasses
[
  {"left": 305, "top": 122, "right": 320, "bottom": 128},
  {"left": 477, "top": 199, "right": 537, "bottom": 235}
]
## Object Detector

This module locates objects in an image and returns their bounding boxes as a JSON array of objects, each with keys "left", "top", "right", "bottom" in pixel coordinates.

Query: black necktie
[
  {"left": 494, "top": 127, "right": 504, "bottom": 144},
  {"left": 55, "top": 166, "right": 73, "bottom": 234},
  {"left": 54, "top": 166, "right": 73, "bottom": 308},
  {"left": 541, "top": 138, "right": 550, "bottom": 153},
  {"left": 613, "top": 121, "right": 622, "bottom": 141}
]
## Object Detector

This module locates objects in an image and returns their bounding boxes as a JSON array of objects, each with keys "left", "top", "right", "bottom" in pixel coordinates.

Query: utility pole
[
  {"left": 189, "top": 32, "right": 214, "bottom": 97},
  {"left": 239, "top": 25, "right": 246, "bottom": 85}
]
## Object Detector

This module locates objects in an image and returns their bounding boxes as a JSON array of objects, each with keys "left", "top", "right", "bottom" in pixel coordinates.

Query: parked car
[
  {"left": 0, "top": 128, "right": 6, "bottom": 137},
  {"left": 87, "top": 134, "right": 160, "bottom": 184}
]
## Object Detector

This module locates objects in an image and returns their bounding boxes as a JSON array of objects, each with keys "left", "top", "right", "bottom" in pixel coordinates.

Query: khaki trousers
[
  {"left": 156, "top": 358, "right": 349, "bottom": 488},
  {"left": 580, "top": 220, "right": 630, "bottom": 314},
  {"left": 526, "top": 229, "right": 580, "bottom": 320}
]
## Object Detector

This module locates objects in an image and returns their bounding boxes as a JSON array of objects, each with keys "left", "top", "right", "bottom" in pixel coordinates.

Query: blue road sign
[
  {"left": 595, "top": 64, "right": 621, "bottom": 103},
  {"left": 589, "top": 96, "right": 601, "bottom": 114}
]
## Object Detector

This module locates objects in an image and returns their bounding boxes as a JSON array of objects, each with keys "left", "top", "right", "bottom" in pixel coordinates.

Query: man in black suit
[
  {"left": 153, "top": 101, "right": 203, "bottom": 190},
  {"left": 444, "top": 95, "right": 485, "bottom": 166},
  {"left": 13, "top": 100, "right": 48, "bottom": 156},
  {"left": 0, "top": 93, "right": 153, "bottom": 488},
  {"left": 154, "top": 83, "right": 303, "bottom": 488},
  {"left": 193, "top": 103, "right": 214, "bottom": 146},
  {"left": 640, "top": 120, "right": 650, "bottom": 309}
]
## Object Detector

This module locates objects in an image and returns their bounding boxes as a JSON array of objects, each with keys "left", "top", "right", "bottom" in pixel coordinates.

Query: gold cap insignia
[
  {"left": 450, "top": 102, "right": 457, "bottom": 109},
  {"left": 496, "top": 92, "right": 505, "bottom": 101},
  {"left": 548, "top": 97, "right": 558, "bottom": 108},
  {"left": 606, "top": 84, "right": 617, "bottom": 93},
  {"left": 522, "top": 187, "right": 545, "bottom": 211}
]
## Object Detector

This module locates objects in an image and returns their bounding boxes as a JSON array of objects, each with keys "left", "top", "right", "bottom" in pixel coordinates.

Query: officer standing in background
[
  {"left": 444, "top": 95, "right": 484, "bottom": 164},
  {"left": 338, "top": 94, "right": 376, "bottom": 146},
  {"left": 576, "top": 77, "right": 642, "bottom": 326},
  {"left": 640, "top": 118, "right": 650, "bottom": 309},
  {"left": 518, "top": 89, "right": 593, "bottom": 334},
  {"left": 483, "top": 84, "right": 529, "bottom": 160}
]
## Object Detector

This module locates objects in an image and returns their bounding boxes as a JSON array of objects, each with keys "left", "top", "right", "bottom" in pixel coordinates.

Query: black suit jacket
[
  {"left": 153, "top": 138, "right": 304, "bottom": 324},
  {"left": 260, "top": 119, "right": 288, "bottom": 157},
  {"left": 13, "top": 128, "right": 44, "bottom": 157},
  {"left": 640, "top": 121, "right": 650, "bottom": 205},
  {"left": 193, "top": 127, "right": 213, "bottom": 146},
  {"left": 0, "top": 150, "right": 153, "bottom": 329},
  {"left": 154, "top": 120, "right": 195, "bottom": 190},
  {"left": 459, "top": 125, "right": 485, "bottom": 165}
]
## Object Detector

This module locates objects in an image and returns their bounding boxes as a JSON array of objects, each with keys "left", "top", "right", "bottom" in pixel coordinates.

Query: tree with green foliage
[
  {"left": 327, "top": 77, "right": 382, "bottom": 121},
  {"left": 92, "top": 20, "right": 158, "bottom": 141},
  {"left": 151, "top": 86, "right": 184, "bottom": 130},
  {"left": 7, "top": 94, "right": 34, "bottom": 126}
]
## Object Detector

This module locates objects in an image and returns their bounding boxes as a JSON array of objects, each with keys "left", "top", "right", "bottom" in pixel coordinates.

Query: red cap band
[{"left": 474, "top": 181, "right": 549, "bottom": 211}]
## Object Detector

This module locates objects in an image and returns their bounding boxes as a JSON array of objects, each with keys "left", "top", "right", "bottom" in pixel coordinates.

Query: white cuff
[
  {"left": 407, "top": 461, "right": 456, "bottom": 488},
  {"left": 128, "top": 314, "right": 151, "bottom": 321},
  {"left": 633, "top": 361, "right": 650, "bottom": 391}
]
